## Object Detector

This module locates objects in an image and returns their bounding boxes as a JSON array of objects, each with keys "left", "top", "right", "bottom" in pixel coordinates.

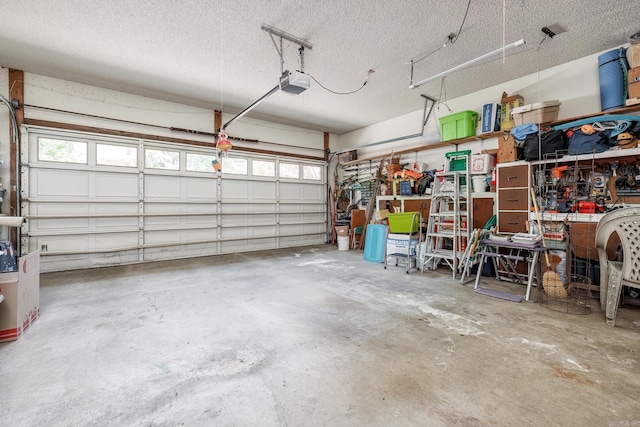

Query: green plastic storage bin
[
  {"left": 387, "top": 213, "right": 420, "bottom": 233},
  {"left": 439, "top": 110, "right": 478, "bottom": 142}
]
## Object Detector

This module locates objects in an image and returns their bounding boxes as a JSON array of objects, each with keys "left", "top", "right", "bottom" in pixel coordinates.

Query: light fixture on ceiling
[{"left": 409, "top": 38, "right": 526, "bottom": 89}]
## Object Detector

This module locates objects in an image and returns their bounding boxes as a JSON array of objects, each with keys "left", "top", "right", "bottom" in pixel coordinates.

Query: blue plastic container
[
  {"left": 598, "top": 47, "right": 628, "bottom": 111},
  {"left": 363, "top": 224, "right": 387, "bottom": 263}
]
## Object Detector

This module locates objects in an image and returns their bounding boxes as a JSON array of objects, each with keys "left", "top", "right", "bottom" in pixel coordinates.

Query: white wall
[
  {"left": 0, "top": 71, "right": 330, "bottom": 216},
  {"left": 335, "top": 49, "right": 606, "bottom": 171},
  {"left": 20, "top": 73, "right": 327, "bottom": 157}
]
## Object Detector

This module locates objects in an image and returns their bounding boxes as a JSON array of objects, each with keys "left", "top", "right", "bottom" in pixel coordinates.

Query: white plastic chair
[{"left": 595, "top": 207, "right": 640, "bottom": 326}]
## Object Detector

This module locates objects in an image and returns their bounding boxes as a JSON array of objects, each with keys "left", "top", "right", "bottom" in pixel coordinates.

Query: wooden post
[
  {"left": 214, "top": 110, "right": 222, "bottom": 133},
  {"left": 8, "top": 69, "right": 24, "bottom": 248},
  {"left": 324, "top": 132, "right": 329, "bottom": 162}
]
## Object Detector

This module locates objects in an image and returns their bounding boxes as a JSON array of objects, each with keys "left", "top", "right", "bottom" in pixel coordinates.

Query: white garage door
[{"left": 21, "top": 126, "right": 326, "bottom": 272}]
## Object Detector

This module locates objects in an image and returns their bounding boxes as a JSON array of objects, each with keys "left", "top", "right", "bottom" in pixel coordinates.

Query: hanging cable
[
  {"left": 436, "top": 77, "right": 453, "bottom": 113},
  {"left": 306, "top": 71, "right": 373, "bottom": 95},
  {"left": 411, "top": 0, "right": 471, "bottom": 64},
  {"left": 450, "top": 0, "right": 472, "bottom": 44}
]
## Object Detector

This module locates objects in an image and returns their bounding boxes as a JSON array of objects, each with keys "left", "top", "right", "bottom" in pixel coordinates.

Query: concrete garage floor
[{"left": 1, "top": 245, "right": 640, "bottom": 426}]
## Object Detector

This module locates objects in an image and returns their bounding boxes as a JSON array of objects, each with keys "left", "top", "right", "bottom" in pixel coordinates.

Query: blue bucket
[{"left": 598, "top": 47, "right": 628, "bottom": 111}]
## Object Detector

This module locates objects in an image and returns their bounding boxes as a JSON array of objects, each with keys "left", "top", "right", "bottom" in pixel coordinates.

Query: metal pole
[{"left": 222, "top": 84, "right": 279, "bottom": 130}]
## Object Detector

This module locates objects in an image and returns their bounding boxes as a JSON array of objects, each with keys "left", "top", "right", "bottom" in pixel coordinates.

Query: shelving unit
[
  {"left": 341, "top": 131, "right": 504, "bottom": 168},
  {"left": 340, "top": 103, "right": 640, "bottom": 170}
]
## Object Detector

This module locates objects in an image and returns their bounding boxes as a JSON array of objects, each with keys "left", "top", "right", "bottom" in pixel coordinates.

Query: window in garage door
[{"left": 22, "top": 126, "right": 326, "bottom": 272}]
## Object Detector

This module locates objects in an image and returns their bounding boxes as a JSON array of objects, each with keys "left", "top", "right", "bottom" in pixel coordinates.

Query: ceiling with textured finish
[{"left": 1, "top": 0, "right": 639, "bottom": 134}]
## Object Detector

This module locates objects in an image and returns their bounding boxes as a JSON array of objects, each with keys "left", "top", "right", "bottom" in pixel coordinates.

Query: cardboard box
[
  {"left": 629, "top": 81, "right": 640, "bottom": 99},
  {"left": 335, "top": 226, "right": 349, "bottom": 236},
  {"left": 470, "top": 153, "right": 496, "bottom": 174},
  {"left": 386, "top": 235, "right": 419, "bottom": 256},
  {"left": 629, "top": 67, "right": 640, "bottom": 85},
  {"left": 512, "top": 100, "right": 560, "bottom": 126},
  {"left": 375, "top": 209, "right": 389, "bottom": 221},
  {"left": 0, "top": 251, "right": 40, "bottom": 342},
  {"left": 500, "top": 92, "right": 524, "bottom": 131},
  {"left": 339, "top": 150, "right": 357, "bottom": 164},
  {"left": 497, "top": 134, "right": 518, "bottom": 163}
]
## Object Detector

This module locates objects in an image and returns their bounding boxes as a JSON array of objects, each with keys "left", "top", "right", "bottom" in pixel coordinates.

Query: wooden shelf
[
  {"left": 341, "top": 104, "right": 640, "bottom": 169},
  {"left": 531, "top": 146, "right": 640, "bottom": 166},
  {"left": 341, "top": 131, "right": 505, "bottom": 168},
  {"left": 546, "top": 104, "right": 640, "bottom": 127}
]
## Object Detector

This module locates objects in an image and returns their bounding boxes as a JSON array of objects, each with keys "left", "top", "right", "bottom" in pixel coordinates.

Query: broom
[{"left": 531, "top": 188, "right": 567, "bottom": 299}]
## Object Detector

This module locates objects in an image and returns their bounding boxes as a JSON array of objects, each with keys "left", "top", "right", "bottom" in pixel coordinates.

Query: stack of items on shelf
[
  {"left": 382, "top": 157, "right": 435, "bottom": 198},
  {"left": 507, "top": 110, "right": 640, "bottom": 162}
]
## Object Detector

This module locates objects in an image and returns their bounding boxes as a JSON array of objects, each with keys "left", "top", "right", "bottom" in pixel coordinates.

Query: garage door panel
[
  {"left": 37, "top": 235, "right": 91, "bottom": 252},
  {"left": 223, "top": 214, "right": 276, "bottom": 226},
  {"left": 94, "top": 217, "right": 139, "bottom": 228},
  {"left": 144, "top": 243, "right": 218, "bottom": 262},
  {"left": 30, "top": 202, "right": 90, "bottom": 216},
  {"left": 95, "top": 172, "right": 139, "bottom": 198},
  {"left": 96, "top": 233, "right": 138, "bottom": 249},
  {"left": 221, "top": 204, "right": 275, "bottom": 213},
  {"left": 145, "top": 203, "right": 218, "bottom": 214},
  {"left": 251, "top": 182, "right": 276, "bottom": 200},
  {"left": 146, "top": 215, "right": 181, "bottom": 227},
  {"left": 221, "top": 225, "right": 277, "bottom": 239},
  {"left": 45, "top": 252, "right": 140, "bottom": 271},
  {"left": 221, "top": 180, "right": 248, "bottom": 200},
  {"left": 24, "top": 128, "right": 326, "bottom": 272},
  {"left": 220, "top": 239, "right": 276, "bottom": 253},
  {"left": 279, "top": 182, "right": 300, "bottom": 201},
  {"left": 184, "top": 177, "right": 217, "bottom": 199},
  {"left": 145, "top": 217, "right": 217, "bottom": 227},
  {"left": 280, "top": 224, "right": 302, "bottom": 235},
  {"left": 302, "top": 183, "right": 324, "bottom": 201},
  {"left": 32, "top": 218, "right": 91, "bottom": 230},
  {"left": 303, "top": 224, "right": 325, "bottom": 234},
  {"left": 144, "top": 230, "right": 180, "bottom": 245},
  {"left": 35, "top": 169, "right": 89, "bottom": 197},
  {"left": 144, "top": 228, "right": 217, "bottom": 245},
  {"left": 145, "top": 175, "right": 181, "bottom": 198},
  {"left": 280, "top": 205, "right": 302, "bottom": 213},
  {"left": 95, "top": 204, "right": 139, "bottom": 215}
]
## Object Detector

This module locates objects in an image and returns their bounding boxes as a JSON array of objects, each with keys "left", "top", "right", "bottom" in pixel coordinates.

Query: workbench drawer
[
  {"left": 498, "top": 188, "right": 529, "bottom": 210},
  {"left": 498, "top": 164, "right": 529, "bottom": 188},
  {"left": 498, "top": 211, "right": 529, "bottom": 233}
]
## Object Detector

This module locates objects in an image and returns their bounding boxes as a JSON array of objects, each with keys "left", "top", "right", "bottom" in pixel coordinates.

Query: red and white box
[
  {"left": 0, "top": 251, "right": 40, "bottom": 342},
  {"left": 470, "top": 154, "right": 496, "bottom": 174}
]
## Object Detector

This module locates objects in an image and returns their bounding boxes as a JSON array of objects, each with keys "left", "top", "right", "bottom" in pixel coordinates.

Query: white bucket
[
  {"left": 337, "top": 235, "right": 349, "bottom": 251},
  {"left": 472, "top": 175, "right": 487, "bottom": 193}
]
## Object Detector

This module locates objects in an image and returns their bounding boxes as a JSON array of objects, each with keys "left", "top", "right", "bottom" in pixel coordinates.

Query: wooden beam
[
  {"left": 7, "top": 69, "right": 23, "bottom": 249},
  {"left": 8, "top": 69, "right": 23, "bottom": 221},
  {"left": 324, "top": 132, "right": 329, "bottom": 162},
  {"left": 214, "top": 110, "right": 222, "bottom": 133}
]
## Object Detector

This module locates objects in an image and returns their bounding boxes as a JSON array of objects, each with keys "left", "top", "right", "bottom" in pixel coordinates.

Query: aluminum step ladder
[{"left": 421, "top": 151, "right": 473, "bottom": 278}]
